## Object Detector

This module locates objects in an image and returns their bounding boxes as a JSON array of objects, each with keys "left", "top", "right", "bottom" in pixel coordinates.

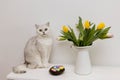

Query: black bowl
[{"left": 49, "top": 65, "right": 65, "bottom": 75}]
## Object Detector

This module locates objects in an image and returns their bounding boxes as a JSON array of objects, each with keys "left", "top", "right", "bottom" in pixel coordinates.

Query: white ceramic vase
[{"left": 73, "top": 46, "right": 92, "bottom": 75}]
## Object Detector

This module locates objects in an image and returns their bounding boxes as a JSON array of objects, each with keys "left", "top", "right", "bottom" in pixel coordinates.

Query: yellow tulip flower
[
  {"left": 97, "top": 22, "right": 105, "bottom": 29},
  {"left": 84, "top": 20, "right": 90, "bottom": 29},
  {"left": 62, "top": 25, "right": 69, "bottom": 33}
]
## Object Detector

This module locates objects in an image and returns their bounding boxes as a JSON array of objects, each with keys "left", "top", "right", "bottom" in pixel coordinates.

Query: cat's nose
[{"left": 43, "top": 32, "right": 45, "bottom": 35}]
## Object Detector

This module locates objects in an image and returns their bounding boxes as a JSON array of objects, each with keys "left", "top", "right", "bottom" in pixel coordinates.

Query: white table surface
[{"left": 7, "top": 64, "right": 120, "bottom": 80}]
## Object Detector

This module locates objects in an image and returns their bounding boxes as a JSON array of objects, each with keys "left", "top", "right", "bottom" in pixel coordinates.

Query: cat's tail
[{"left": 13, "top": 63, "right": 27, "bottom": 74}]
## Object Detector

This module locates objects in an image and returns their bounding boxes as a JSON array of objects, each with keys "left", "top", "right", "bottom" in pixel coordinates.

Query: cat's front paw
[
  {"left": 28, "top": 64, "right": 37, "bottom": 69},
  {"left": 37, "top": 64, "right": 44, "bottom": 68},
  {"left": 43, "top": 63, "right": 51, "bottom": 68}
]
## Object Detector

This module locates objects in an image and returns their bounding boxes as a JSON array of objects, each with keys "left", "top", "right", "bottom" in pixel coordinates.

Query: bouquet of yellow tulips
[{"left": 59, "top": 17, "right": 113, "bottom": 46}]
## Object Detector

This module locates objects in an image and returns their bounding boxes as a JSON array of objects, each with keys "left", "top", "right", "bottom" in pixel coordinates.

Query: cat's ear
[
  {"left": 45, "top": 22, "right": 50, "bottom": 27},
  {"left": 35, "top": 24, "right": 39, "bottom": 29}
]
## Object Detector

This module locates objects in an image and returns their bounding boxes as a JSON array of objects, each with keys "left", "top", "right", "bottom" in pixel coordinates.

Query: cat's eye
[
  {"left": 39, "top": 29, "right": 42, "bottom": 32},
  {"left": 45, "top": 28, "right": 48, "bottom": 31}
]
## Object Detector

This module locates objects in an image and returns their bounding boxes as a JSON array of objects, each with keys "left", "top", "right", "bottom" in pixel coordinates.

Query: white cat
[{"left": 13, "top": 22, "right": 53, "bottom": 73}]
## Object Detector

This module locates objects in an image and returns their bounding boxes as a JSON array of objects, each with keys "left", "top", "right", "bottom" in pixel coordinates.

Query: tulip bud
[{"left": 57, "top": 37, "right": 66, "bottom": 41}]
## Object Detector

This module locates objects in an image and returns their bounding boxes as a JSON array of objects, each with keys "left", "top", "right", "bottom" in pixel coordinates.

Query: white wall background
[{"left": 0, "top": 0, "right": 120, "bottom": 80}]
